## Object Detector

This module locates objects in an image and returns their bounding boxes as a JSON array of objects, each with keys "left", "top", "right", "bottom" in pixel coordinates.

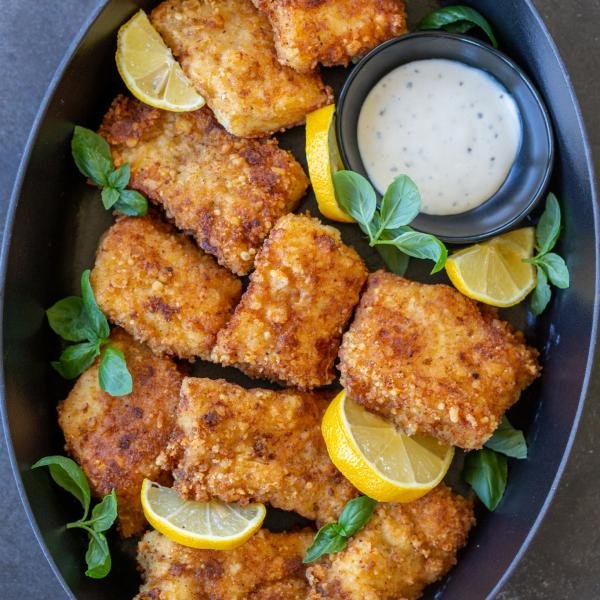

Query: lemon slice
[
  {"left": 445, "top": 227, "right": 536, "bottom": 307},
  {"left": 140, "top": 480, "right": 266, "bottom": 550},
  {"left": 116, "top": 11, "right": 205, "bottom": 112},
  {"left": 321, "top": 390, "right": 454, "bottom": 503},
  {"left": 305, "top": 105, "right": 355, "bottom": 223}
]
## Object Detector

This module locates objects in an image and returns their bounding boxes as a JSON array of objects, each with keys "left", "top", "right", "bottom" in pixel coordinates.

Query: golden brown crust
[
  {"left": 306, "top": 484, "right": 475, "bottom": 600},
  {"left": 253, "top": 0, "right": 408, "bottom": 72},
  {"left": 212, "top": 213, "right": 368, "bottom": 389},
  {"left": 339, "top": 271, "right": 540, "bottom": 449},
  {"left": 136, "top": 529, "right": 314, "bottom": 599},
  {"left": 150, "top": 0, "right": 333, "bottom": 137},
  {"left": 57, "top": 329, "right": 182, "bottom": 537},
  {"left": 99, "top": 95, "right": 309, "bottom": 275},
  {"left": 90, "top": 214, "right": 242, "bottom": 360},
  {"left": 159, "top": 377, "right": 357, "bottom": 523}
]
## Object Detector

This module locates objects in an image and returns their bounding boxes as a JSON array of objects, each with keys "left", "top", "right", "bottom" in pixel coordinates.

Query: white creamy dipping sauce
[{"left": 357, "top": 58, "right": 522, "bottom": 215}]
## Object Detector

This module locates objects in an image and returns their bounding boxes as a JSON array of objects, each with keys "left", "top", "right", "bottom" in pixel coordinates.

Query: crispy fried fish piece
[
  {"left": 99, "top": 96, "right": 308, "bottom": 275},
  {"left": 150, "top": 0, "right": 333, "bottom": 137},
  {"left": 307, "top": 484, "right": 475, "bottom": 600},
  {"left": 90, "top": 215, "right": 241, "bottom": 360},
  {"left": 159, "top": 377, "right": 357, "bottom": 523},
  {"left": 136, "top": 529, "right": 313, "bottom": 600},
  {"left": 339, "top": 271, "right": 540, "bottom": 449},
  {"left": 252, "top": 0, "right": 408, "bottom": 72},
  {"left": 57, "top": 329, "right": 182, "bottom": 537},
  {"left": 212, "top": 213, "right": 368, "bottom": 389}
]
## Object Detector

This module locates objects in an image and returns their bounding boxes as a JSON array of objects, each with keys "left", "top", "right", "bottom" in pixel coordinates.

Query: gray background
[{"left": 0, "top": 0, "right": 598, "bottom": 598}]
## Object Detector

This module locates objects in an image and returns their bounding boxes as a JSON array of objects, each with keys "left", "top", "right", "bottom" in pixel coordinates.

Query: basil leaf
[
  {"left": 484, "top": 416, "right": 527, "bottom": 459},
  {"left": 386, "top": 230, "right": 448, "bottom": 273},
  {"left": 90, "top": 490, "right": 118, "bottom": 532},
  {"left": 99, "top": 345, "right": 133, "bottom": 396},
  {"left": 47, "top": 296, "right": 95, "bottom": 343},
  {"left": 101, "top": 187, "right": 120, "bottom": 210},
  {"left": 52, "top": 340, "right": 101, "bottom": 379},
  {"left": 536, "top": 252, "right": 569, "bottom": 289},
  {"left": 85, "top": 531, "right": 112, "bottom": 579},
  {"left": 303, "top": 523, "right": 347, "bottom": 564},
  {"left": 114, "top": 189, "right": 148, "bottom": 216},
  {"left": 536, "top": 193, "right": 561, "bottom": 255},
  {"left": 81, "top": 270, "right": 110, "bottom": 340},
  {"left": 443, "top": 20, "right": 476, "bottom": 34},
  {"left": 379, "top": 175, "right": 421, "bottom": 230},
  {"left": 333, "top": 171, "right": 376, "bottom": 229},
  {"left": 530, "top": 266, "right": 552, "bottom": 316},
  {"left": 418, "top": 5, "right": 498, "bottom": 48},
  {"left": 337, "top": 496, "right": 377, "bottom": 538},
  {"left": 71, "top": 126, "right": 113, "bottom": 187},
  {"left": 463, "top": 448, "right": 507, "bottom": 511},
  {"left": 376, "top": 244, "right": 409, "bottom": 276},
  {"left": 107, "top": 163, "right": 130, "bottom": 190},
  {"left": 32, "top": 456, "right": 91, "bottom": 518}
]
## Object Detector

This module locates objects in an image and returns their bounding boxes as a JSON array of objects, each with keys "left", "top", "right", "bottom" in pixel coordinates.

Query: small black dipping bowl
[{"left": 336, "top": 31, "right": 554, "bottom": 243}]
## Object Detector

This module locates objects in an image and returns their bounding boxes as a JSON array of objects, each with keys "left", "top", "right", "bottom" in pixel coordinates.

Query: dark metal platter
[{"left": 1, "top": 0, "right": 597, "bottom": 598}]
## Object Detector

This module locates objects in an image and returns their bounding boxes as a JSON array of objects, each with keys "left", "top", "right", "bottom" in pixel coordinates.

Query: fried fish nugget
[
  {"left": 159, "top": 377, "right": 357, "bottom": 523},
  {"left": 307, "top": 484, "right": 475, "bottom": 600},
  {"left": 151, "top": 0, "right": 333, "bottom": 138},
  {"left": 212, "top": 213, "right": 368, "bottom": 389},
  {"left": 136, "top": 529, "right": 313, "bottom": 600},
  {"left": 339, "top": 271, "right": 540, "bottom": 449},
  {"left": 99, "top": 96, "right": 308, "bottom": 275},
  {"left": 90, "top": 215, "right": 241, "bottom": 360},
  {"left": 58, "top": 329, "right": 182, "bottom": 537},
  {"left": 253, "top": 0, "right": 408, "bottom": 72}
]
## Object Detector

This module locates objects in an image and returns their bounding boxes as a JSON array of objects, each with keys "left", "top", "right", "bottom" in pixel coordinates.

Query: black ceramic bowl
[
  {"left": 1, "top": 1, "right": 598, "bottom": 599},
  {"left": 337, "top": 31, "right": 554, "bottom": 243}
]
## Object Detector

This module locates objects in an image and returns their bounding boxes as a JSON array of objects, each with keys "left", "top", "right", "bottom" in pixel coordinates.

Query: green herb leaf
[
  {"left": 107, "top": 163, "right": 130, "bottom": 190},
  {"left": 81, "top": 270, "right": 110, "bottom": 340},
  {"left": 101, "top": 187, "right": 120, "bottom": 210},
  {"left": 378, "top": 175, "right": 421, "bottom": 231},
  {"left": 31, "top": 456, "right": 91, "bottom": 518},
  {"left": 535, "top": 193, "right": 561, "bottom": 255},
  {"left": 71, "top": 126, "right": 113, "bottom": 187},
  {"left": 536, "top": 252, "right": 569, "bottom": 289},
  {"left": 89, "top": 490, "right": 118, "bottom": 532},
  {"left": 442, "top": 20, "right": 477, "bottom": 34},
  {"left": 484, "top": 416, "right": 527, "bottom": 459},
  {"left": 383, "top": 230, "right": 448, "bottom": 273},
  {"left": 114, "top": 189, "right": 148, "bottom": 216},
  {"left": 46, "top": 296, "right": 95, "bottom": 343},
  {"left": 530, "top": 266, "right": 552, "bottom": 316},
  {"left": 337, "top": 496, "right": 377, "bottom": 538},
  {"left": 376, "top": 244, "right": 410, "bottom": 276},
  {"left": 418, "top": 5, "right": 498, "bottom": 48},
  {"left": 303, "top": 523, "right": 347, "bottom": 563},
  {"left": 99, "top": 345, "right": 133, "bottom": 396},
  {"left": 463, "top": 448, "right": 507, "bottom": 511},
  {"left": 333, "top": 170, "right": 376, "bottom": 229},
  {"left": 85, "top": 531, "right": 112, "bottom": 579},
  {"left": 52, "top": 340, "right": 101, "bottom": 379}
]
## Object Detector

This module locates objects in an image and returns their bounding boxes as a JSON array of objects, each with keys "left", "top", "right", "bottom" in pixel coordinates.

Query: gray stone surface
[{"left": 0, "top": 1, "right": 598, "bottom": 598}]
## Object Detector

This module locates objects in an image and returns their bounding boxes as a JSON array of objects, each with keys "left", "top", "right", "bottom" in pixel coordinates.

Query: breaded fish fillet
[
  {"left": 212, "top": 213, "right": 368, "bottom": 389},
  {"left": 339, "top": 271, "right": 540, "bottom": 449},
  {"left": 99, "top": 95, "right": 308, "bottom": 275},
  {"left": 136, "top": 529, "right": 313, "bottom": 600},
  {"left": 150, "top": 0, "right": 333, "bottom": 137},
  {"left": 158, "top": 377, "right": 357, "bottom": 523},
  {"left": 307, "top": 484, "right": 475, "bottom": 600},
  {"left": 58, "top": 329, "right": 182, "bottom": 537},
  {"left": 252, "top": 0, "right": 408, "bottom": 72},
  {"left": 90, "top": 215, "right": 241, "bottom": 360}
]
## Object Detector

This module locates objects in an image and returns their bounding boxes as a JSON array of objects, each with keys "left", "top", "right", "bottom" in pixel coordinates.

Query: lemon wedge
[
  {"left": 445, "top": 227, "right": 536, "bottom": 307},
  {"left": 140, "top": 480, "right": 266, "bottom": 550},
  {"left": 305, "top": 104, "right": 355, "bottom": 223},
  {"left": 321, "top": 390, "right": 454, "bottom": 503},
  {"left": 116, "top": 10, "right": 205, "bottom": 112}
]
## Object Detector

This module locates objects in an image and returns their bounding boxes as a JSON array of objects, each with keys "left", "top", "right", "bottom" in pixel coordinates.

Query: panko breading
[
  {"left": 252, "top": 0, "right": 408, "bottom": 72},
  {"left": 307, "top": 484, "right": 475, "bottom": 600},
  {"left": 90, "top": 215, "right": 241, "bottom": 361},
  {"left": 58, "top": 329, "right": 182, "bottom": 537},
  {"left": 150, "top": 0, "right": 333, "bottom": 137},
  {"left": 136, "top": 529, "right": 313, "bottom": 600},
  {"left": 99, "top": 95, "right": 308, "bottom": 275},
  {"left": 212, "top": 213, "right": 368, "bottom": 389},
  {"left": 339, "top": 271, "right": 540, "bottom": 449},
  {"left": 159, "top": 377, "right": 357, "bottom": 523}
]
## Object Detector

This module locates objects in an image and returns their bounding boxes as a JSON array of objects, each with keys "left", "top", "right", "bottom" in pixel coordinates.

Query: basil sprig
[
  {"left": 333, "top": 171, "right": 447, "bottom": 275},
  {"left": 47, "top": 270, "right": 133, "bottom": 396},
  {"left": 463, "top": 416, "right": 527, "bottom": 511},
  {"left": 303, "top": 496, "right": 377, "bottom": 563},
  {"left": 525, "top": 193, "right": 570, "bottom": 315},
  {"left": 71, "top": 126, "right": 147, "bottom": 216},
  {"left": 418, "top": 5, "right": 498, "bottom": 48},
  {"left": 32, "top": 456, "right": 117, "bottom": 579}
]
